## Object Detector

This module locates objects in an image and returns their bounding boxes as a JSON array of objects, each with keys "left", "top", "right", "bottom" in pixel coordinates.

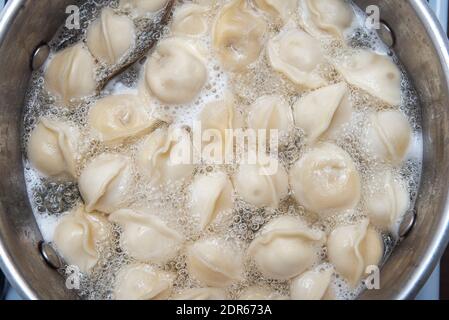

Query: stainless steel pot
[{"left": 1, "top": 0, "right": 449, "bottom": 300}]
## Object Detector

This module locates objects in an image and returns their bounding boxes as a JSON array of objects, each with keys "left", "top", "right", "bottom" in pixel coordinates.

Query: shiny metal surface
[
  {"left": 0, "top": 0, "right": 449, "bottom": 300},
  {"left": 30, "top": 43, "right": 50, "bottom": 71},
  {"left": 39, "top": 242, "right": 63, "bottom": 270}
]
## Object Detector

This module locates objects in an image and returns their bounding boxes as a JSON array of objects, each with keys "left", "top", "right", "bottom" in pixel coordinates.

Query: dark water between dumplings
[{"left": 21, "top": 0, "right": 423, "bottom": 300}]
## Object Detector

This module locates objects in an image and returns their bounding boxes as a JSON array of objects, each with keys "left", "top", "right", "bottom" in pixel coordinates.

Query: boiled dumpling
[
  {"left": 187, "top": 238, "right": 243, "bottom": 287},
  {"left": 299, "top": 0, "right": 354, "bottom": 39},
  {"left": 109, "top": 209, "right": 183, "bottom": 263},
  {"left": 86, "top": 8, "right": 135, "bottom": 65},
  {"left": 88, "top": 94, "right": 158, "bottom": 145},
  {"left": 248, "top": 216, "right": 325, "bottom": 280},
  {"left": 79, "top": 153, "right": 133, "bottom": 213},
  {"left": 233, "top": 155, "right": 289, "bottom": 208},
  {"left": 198, "top": 94, "right": 243, "bottom": 163},
  {"left": 119, "top": 0, "right": 169, "bottom": 15},
  {"left": 171, "top": 3, "right": 209, "bottom": 37},
  {"left": 213, "top": 0, "right": 267, "bottom": 71},
  {"left": 44, "top": 43, "right": 96, "bottom": 105},
  {"left": 143, "top": 37, "right": 207, "bottom": 104},
  {"left": 137, "top": 126, "right": 194, "bottom": 186},
  {"left": 114, "top": 263, "right": 175, "bottom": 300},
  {"left": 172, "top": 287, "right": 227, "bottom": 300},
  {"left": 254, "top": 0, "right": 298, "bottom": 23},
  {"left": 239, "top": 286, "right": 287, "bottom": 300},
  {"left": 335, "top": 49, "right": 401, "bottom": 106},
  {"left": 27, "top": 118, "right": 79, "bottom": 179},
  {"left": 267, "top": 27, "right": 326, "bottom": 89},
  {"left": 293, "top": 82, "right": 352, "bottom": 143},
  {"left": 363, "top": 110, "right": 412, "bottom": 164},
  {"left": 189, "top": 171, "right": 234, "bottom": 230},
  {"left": 247, "top": 95, "right": 293, "bottom": 137},
  {"left": 290, "top": 265, "right": 335, "bottom": 300},
  {"left": 327, "top": 219, "right": 384, "bottom": 287},
  {"left": 53, "top": 206, "right": 110, "bottom": 273},
  {"left": 290, "top": 143, "right": 361, "bottom": 216},
  {"left": 365, "top": 171, "right": 410, "bottom": 234}
]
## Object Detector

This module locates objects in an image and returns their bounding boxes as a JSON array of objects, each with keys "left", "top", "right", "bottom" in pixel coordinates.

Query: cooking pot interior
[{"left": 0, "top": 0, "right": 448, "bottom": 299}]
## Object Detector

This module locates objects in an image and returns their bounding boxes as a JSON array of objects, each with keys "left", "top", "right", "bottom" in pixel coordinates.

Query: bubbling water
[{"left": 21, "top": 0, "right": 422, "bottom": 300}]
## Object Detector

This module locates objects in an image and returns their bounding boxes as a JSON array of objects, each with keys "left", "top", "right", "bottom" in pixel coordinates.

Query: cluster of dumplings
[{"left": 26, "top": 0, "right": 416, "bottom": 300}]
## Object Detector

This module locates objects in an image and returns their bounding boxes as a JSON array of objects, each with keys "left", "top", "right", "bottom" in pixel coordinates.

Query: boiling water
[{"left": 21, "top": 0, "right": 423, "bottom": 300}]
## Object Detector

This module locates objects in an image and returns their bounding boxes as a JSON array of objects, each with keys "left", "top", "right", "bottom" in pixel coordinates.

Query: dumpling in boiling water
[
  {"left": 119, "top": 0, "right": 169, "bottom": 15},
  {"left": 44, "top": 43, "right": 96, "bottom": 105},
  {"left": 87, "top": 8, "right": 135, "bottom": 65},
  {"left": 248, "top": 216, "right": 325, "bottom": 280},
  {"left": 299, "top": 0, "right": 354, "bottom": 39},
  {"left": 327, "top": 219, "right": 384, "bottom": 287},
  {"left": 27, "top": 118, "right": 79, "bottom": 179},
  {"left": 365, "top": 171, "right": 410, "bottom": 234},
  {"left": 247, "top": 95, "right": 293, "bottom": 137},
  {"left": 233, "top": 155, "right": 289, "bottom": 208},
  {"left": 137, "top": 126, "right": 194, "bottom": 186},
  {"left": 53, "top": 206, "right": 110, "bottom": 274},
  {"left": 187, "top": 238, "right": 244, "bottom": 287},
  {"left": 290, "top": 143, "right": 361, "bottom": 217},
  {"left": 171, "top": 3, "right": 209, "bottom": 37},
  {"left": 239, "top": 286, "right": 287, "bottom": 300},
  {"left": 114, "top": 263, "right": 175, "bottom": 300},
  {"left": 88, "top": 94, "right": 158, "bottom": 145},
  {"left": 79, "top": 153, "right": 133, "bottom": 214},
  {"left": 293, "top": 82, "right": 352, "bottom": 143},
  {"left": 213, "top": 0, "right": 267, "bottom": 71},
  {"left": 189, "top": 171, "right": 234, "bottom": 231},
  {"left": 334, "top": 49, "right": 401, "bottom": 106},
  {"left": 290, "top": 265, "right": 335, "bottom": 300},
  {"left": 109, "top": 209, "right": 183, "bottom": 263},
  {"left": 267, "top": 27, "right": 326, "bottom": 89},
  {"left": 254, "top": 0, "right": 298, "bottom": 23},
  {"left": 363, "top": 110, "right": 412, "bottom": 165},
  {"left": 199, "top": 94, "right": 244, "bottom": 163},
  {"left": 143, "top": 37, "right": 207, "bottom": 104},
  {"left": 172, "top": 287, "right": 227, "bottom": 300}
]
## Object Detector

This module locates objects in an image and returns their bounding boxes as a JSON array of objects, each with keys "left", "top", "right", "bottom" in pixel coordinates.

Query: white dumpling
[
  {"left": 233, "top": 156, "right": 289, "bottom": 208},
  {"left": 27, "top": 118, "right": 79, "bottom": 179},
  {"left": 89, "top": 94, "right": 158, "bottom": 145},
  {"left": 335, "top": 50, "right": 401, "bottom": 106},
  {"left": 109, "top": 209, "right": 183, "bottom": 263},
  {"left": 293, "top": 82, "right": 352, "bottom": 143},
  {"left": 290, "top": 143, "right": 361, "bottom": 217},
  {"left": 290, "top": 265, "right": 335, "bottom": 300},
  {"left": 79, "top": 153, "right": 133, "bottom": 213},
  {"left": 114, "top": 263, "right": 175, "bottom": 300},
  {"left": 86, "top": 8, "right": 135, "bottom": 65},
  {"left": 199, "top": 94, "right": 243, "bottom": 163},
  {"left": 213, "top": 0, "right": 267, "bottom": 71},
  {"left": 189, "top": 171, "right": 234, "bottom": 230},
  {"left": 44, "top": 43, "right": 96, "bottom": 105},
  {"left": 365, "top": 171, "right": 410, "bottom": 234},
  {"left": 172, "top": 287, "right": 227, "bottom": 300},
  {"left": 299, "top": 0, "right": 354, "bottom": 39},
  {"left": 171, "top": 3, "right": 209, "bottom": 37},
  {"left": 248, "top": 95, "right": 293, "bottom": 137},
  {"left": 327, "top": 219, "right": 384, "bottom": 287},
  {"left": 143, "top": 37, "right": 207, "bottom": 104},
  {"left": 53, "top": 206, "right": 110, "bottom": 273},
  {"left": 267, "top": 27, "right": 326, "bottom": 89},
  {"left": 248, "top": 216, "right": 325, "bottom": 280},
  {"left": 239, "top": 286, "right": 287, "bottom": 300},
  {"left": 254, "top": 0, "right": 298, "bottom": 23},
  {"left": 137, "top": 126, "right": 194, "bottom": 186},
  {"left": 187, "top": 238, "right": 243, "bottom": 287},
  {"left": 363, "top": 110, "right": 412, "bottom": 165},
  {"left": 119, "top": 0, "right": 169, "bottom": 15}
]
